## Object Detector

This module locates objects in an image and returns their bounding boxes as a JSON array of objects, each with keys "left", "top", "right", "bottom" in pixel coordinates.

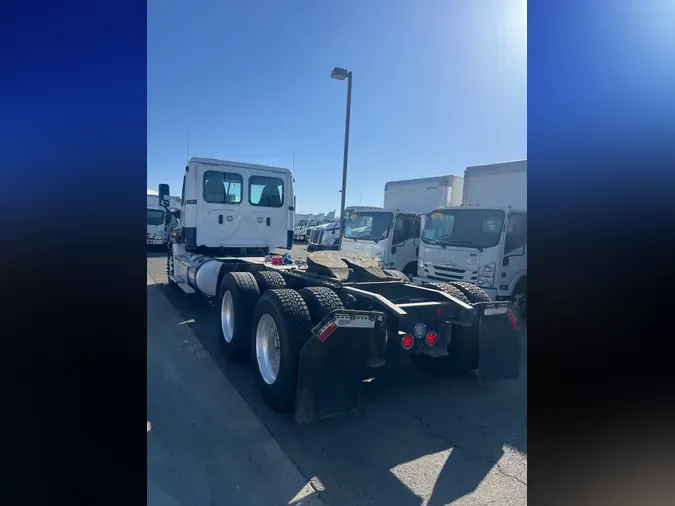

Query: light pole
[{"left": 331, "top": 66, "right": 352, "bottom": 244}]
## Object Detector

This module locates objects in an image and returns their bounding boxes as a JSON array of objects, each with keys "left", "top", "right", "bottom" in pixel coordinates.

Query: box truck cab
[
  {"left": 340, "top": 176, "right": 463, "bottom": 277},
  {"left": 341, "top": 209, "right": 421, "bottom": 276},
  {"left": 415, "top": 160, "right": 527, "bottom": 317},
  {"left": 147, "top": 191, "right": 180, "bottom": 246},
  {"left": 147, "top": 207, "right": 179, "bottom": 246}
]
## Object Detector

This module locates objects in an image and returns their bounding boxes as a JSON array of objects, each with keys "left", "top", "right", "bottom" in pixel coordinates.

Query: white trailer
[
  {"left": 159, "top": 157, "right": 522, "bottom": 424},
  {"left": 415, "top": 160, "right": 527, "bottom": 318},
  {"left": 341, "top": 175, "right": 463, "bottom": 277}
]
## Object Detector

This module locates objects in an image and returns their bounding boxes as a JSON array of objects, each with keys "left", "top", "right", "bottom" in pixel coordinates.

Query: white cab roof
[{"left": 189, "top": 157, "right": 292, "bottom": 175}]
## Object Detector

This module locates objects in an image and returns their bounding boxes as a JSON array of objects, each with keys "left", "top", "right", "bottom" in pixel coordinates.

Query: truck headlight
[
  {"left": 477, "top": 276, "right": 494, "bottom": 288},
  {"left": 478, "top": 262, "right": 496, "bottom": 276},
  {"left": 373, "top": 251, "right": 384, "bottom": 267}
]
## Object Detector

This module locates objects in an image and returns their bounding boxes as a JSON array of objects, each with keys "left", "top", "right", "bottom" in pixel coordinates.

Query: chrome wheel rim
[
  {"left": 256, "top": 313, "right": 281, "bottom": 384},
  {"left": 221, "top": 290, "right": 235, "bottom": 342}
]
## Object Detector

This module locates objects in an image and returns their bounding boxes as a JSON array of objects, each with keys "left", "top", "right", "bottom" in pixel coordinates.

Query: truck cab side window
[
  {"left": 504, "top": 212, "right": 527, "bottom": 254},
  {"left": 393, "top": 214, "right": 417, "bottom": 244},
  {"left": 413, "top": 216, "right": 422, "bottom": 238}
]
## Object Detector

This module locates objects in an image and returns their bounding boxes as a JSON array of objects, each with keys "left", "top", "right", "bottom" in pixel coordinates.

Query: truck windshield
[
  {"left": 422, "top": 209, "right": 505, "bottom": 249},
  {"left": 147, "top": 209, "right": 165, "bottom": 226},
  {"left": 344, "top": 212, "right": 394, "bottom": 242}
]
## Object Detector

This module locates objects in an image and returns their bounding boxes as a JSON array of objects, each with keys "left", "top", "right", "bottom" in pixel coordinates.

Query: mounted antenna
[
  {"left": 186, "top": 134, "right": 191, "bottom": 163},
  {"left": 292, "top": 150, "right": 295, "bottom": 171}
]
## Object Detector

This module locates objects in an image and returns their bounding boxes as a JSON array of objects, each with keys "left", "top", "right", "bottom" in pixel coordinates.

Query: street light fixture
[{"left": 331, "top": 66, "right": 352, "bottom": 244}]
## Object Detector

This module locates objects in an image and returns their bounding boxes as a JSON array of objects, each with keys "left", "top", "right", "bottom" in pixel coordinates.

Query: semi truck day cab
[
  {"left": 415, "top": 160, "right": 527, "bottom": 318},
  {"left": 147, "top": 191, "right": 180, "bottom": 247},
  {"left": 340, "top": 176, "right": 464, "bottom": 278},
  {"left": 157, "top": 156, "right": 522, "bottom": 424},
  {"left": 306, "top": 220, "right": 341, "bottom": 251}
]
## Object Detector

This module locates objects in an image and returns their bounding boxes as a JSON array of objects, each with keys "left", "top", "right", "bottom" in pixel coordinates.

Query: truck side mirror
[{"left": 159, "top": 183, "right": 170, "bottom": 208}]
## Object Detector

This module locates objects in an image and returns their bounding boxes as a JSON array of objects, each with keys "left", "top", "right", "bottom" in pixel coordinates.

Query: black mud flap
[
  {"left": 475, "top": 302, "right": 522, "bottom": 383},
  {"left": 295, "top": 309, "right": 386, "bottom": 424}
]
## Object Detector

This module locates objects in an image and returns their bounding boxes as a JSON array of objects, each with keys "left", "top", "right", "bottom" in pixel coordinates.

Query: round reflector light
[
  {"left": 425, "top": 331, "right": 437, "bottom": 347},
  {"left": 401, "top": 335, "right": 414, "bottom": 350}
]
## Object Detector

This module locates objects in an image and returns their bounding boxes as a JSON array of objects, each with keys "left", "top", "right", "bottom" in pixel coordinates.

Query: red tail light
[
  {"left": 401, "top": 334, "right": 414, "bottom": 350},
  {"left": 425, "top": 332, "right": 437, "bottom": 347}
]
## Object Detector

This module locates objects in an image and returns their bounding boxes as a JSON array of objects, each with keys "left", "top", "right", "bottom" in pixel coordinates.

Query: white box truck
[
  {"left": 340, "top": 175, "right": 463, "bottom": 277},
  {"left": 147, "top": 190, "right": 180, "bottom": 247},
  {"left": 415, "top": 160, "right": 527, "bottom": 318}
]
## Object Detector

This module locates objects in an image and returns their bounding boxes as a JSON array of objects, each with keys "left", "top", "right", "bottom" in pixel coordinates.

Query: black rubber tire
[
  {"left": 409, "top": 282, "right": 478, "bottom": 377},
  {"left": 297, "top": 286, "right": 344, "bottom": 326},
  {"left": 250, "top": 289, "right": 313, "bottom": 412},
  {"left": 402, "top": 263, "right": 418, "bottom": 278},
  {"left": 449, "top": 282, "right": 492, "bottom": 303},
  {"left": 511, "top": 279, "right": 527, "bottom": 320},
  {"left": 166, "top": 249, "right": 179, "bottom": 289},
  {"left": 254, "top": 270, "right": 287, "bottom": 292},
  {"left": 383, "top": 269, "right": 410, "bottom": 282},
  {"left": 423, "top": 282, "right": 470, "bottom": 304},
  {"left": 217, "top": 272, "right": 260, "bottom": 363}
]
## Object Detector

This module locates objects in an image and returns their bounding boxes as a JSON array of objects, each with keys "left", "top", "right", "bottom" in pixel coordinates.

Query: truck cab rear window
[
  {"left": 249, "top": 176, "right": 284, "bottom": 208},
  {"left": 203, "top": 171, "right": 243, "bottom": 204}
]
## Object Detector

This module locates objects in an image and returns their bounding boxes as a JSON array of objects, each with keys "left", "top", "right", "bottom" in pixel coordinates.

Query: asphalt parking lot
[{"left": 147, "top": 243, "right": 527, "bottom": 506}]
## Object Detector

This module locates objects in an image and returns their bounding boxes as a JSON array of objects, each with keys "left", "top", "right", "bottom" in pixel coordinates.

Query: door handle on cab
[{"left": 266, "top": 217, "right": 271, "bottom": 226}]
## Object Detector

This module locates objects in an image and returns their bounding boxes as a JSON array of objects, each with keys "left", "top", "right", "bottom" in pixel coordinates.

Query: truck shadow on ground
[
  {"left": 147, "top": 246, "right": 168, "bottom": 258},
  {"left": 154, "top": 279, "right": 527, "bottom": 506}
]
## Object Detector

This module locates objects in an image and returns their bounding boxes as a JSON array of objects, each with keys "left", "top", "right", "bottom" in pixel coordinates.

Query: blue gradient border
[{"left": 2, "top": 0, "right": 147, "bottom": 504}]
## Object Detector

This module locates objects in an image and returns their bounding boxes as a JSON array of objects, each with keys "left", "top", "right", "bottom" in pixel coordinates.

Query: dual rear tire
[
  {"left": 252, "top": 287, "right": 344, "bottom": 412},
  {"left": 217, "top": 271, "right": 343, "bottom": 413}
]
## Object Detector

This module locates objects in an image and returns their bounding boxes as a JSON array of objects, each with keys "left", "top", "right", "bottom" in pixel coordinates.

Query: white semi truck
[
  {"left": 415, "top": 160, "right": 527, "bottom": 318},
  {"left": 340, "top": 175, "right": 464, "bottom": 278},
  {"left": 147, "top": 191, "right": 180, "bottom": 247},
  {"left": 159, "top": 156, "right": 522, "bottom": 424}
]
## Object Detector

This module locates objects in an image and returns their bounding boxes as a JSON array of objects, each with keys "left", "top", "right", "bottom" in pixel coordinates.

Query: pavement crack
[
  {"left": 495, "top": 463, "right": 527, "bottom": 486},
  {"left": 393, "top": 408, "right": 459, "bottom": 448}
]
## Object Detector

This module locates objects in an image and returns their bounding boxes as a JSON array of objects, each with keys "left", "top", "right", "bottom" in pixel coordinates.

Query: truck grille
[
  {"left": 308, "top": 229, "right": 323, "bottom": 244},
  {"left": 422, "top": 263, "right": 477, "bottom": 283}
]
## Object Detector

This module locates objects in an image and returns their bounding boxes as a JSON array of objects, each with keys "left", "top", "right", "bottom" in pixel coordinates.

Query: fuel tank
[{"left": 176, "top": 253, "right": 223, "bottom": 296}]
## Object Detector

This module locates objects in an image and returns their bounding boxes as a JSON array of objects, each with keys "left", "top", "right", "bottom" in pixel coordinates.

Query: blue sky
[{"left": 148, "top": 0, "right": 527, "bottom": 214}]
